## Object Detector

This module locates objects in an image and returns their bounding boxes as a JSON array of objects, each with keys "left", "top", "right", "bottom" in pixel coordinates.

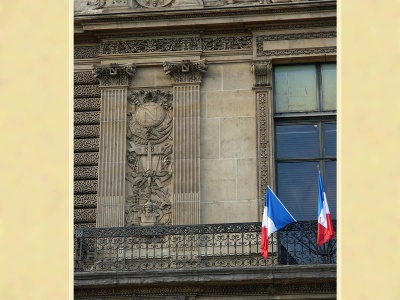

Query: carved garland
[{"left": 125, "top": 90, "right": 174, "bottom": 227}]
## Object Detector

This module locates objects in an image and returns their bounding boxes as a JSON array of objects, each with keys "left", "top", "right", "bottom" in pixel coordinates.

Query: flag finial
[{"left": 317, "top": 164, "right": 320, "bottom": 172}]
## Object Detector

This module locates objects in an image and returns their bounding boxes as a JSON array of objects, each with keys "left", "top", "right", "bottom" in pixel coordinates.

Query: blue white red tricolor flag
[
  {"left": 317, "top": 171, "right": 335, "bottom": 246},
  {"left": 261, "top": 187, "right": 296, "bottom": 258}
]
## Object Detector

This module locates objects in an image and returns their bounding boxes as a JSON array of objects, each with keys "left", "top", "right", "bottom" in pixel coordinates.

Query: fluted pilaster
[
  {"left": 93, "top": 63, "right": 136, "bottom": 227},
  {"left": 164, "top": 60, "right": 207, "bottom": 225}
]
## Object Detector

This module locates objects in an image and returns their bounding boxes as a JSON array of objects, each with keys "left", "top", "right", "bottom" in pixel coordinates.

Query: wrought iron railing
[{"left": 74, "top": 221, "right": 336, "bottom": 272}]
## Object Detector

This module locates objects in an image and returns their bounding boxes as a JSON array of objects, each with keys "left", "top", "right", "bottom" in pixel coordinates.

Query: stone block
[
  {"left": 200, "top": 118, "right": 219, "bottom": 159},
  {"left": 201, "top": 200, "right": 258, "bottom": 224},
  {"left": 201, "top": 179, "right": 237, "bottom": 203},
  {"left": 206, "top": 90, "right": 255, "bottom": 118},
  {"left": 201, "top": 159, "right": 236, "bottom": 181},
  {"left": 130, "top": 66, "right": 157, "bottom": 87},
  {"left": 220, "top": 117, "right": 256, "bottom": 158},
  {"left": 237, "top": 158, "right": 257, "bottom": 200},
  {"left": 202, "top": 64, "right": 222, "bottom": 92},
  {"left": 155, "top": 66, "right": 172, "bottom": 87},
  {"left": 222, "top": 62, "right": 254, "bottom": 91}
]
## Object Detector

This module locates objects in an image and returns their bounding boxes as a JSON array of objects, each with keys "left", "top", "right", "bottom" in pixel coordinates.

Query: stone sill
[{"left": 75, "top": 264, "right": 336, "bottom": 288}]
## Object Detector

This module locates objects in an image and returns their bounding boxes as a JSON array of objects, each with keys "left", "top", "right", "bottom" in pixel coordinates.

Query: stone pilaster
[
  {"left": 252, "top": 60, "right": 274, "bottom": 219},
  {"left": 92, "top": 63, "right": 136, "bottom": 227},
  {"left": 163, "top": 60, "right": 207, "bottom": 225}
]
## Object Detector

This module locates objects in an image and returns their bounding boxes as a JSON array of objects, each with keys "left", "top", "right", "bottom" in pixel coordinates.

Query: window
[{"left": 274, "top": 63, "right": 337, "bottom": 221}]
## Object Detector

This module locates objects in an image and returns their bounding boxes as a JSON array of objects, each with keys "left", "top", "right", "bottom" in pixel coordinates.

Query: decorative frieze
[
  {"left": 125, "top": 90, "right": 173, "bottom": 227},
  {"left": 74, "top": 223, "right": 96, "bottom": 229},
  {"left": 74, "top": 138, "right": 100, "bottom": 152},
  {"left": 74, "top": 166, "right": 99, "bottom": 180},
  {"left": 74, "top": 112, "right": 101, "bottom": 125},
  {"left": 74, "top": 208, "right": 97, "bottom": 223},
  {"left": 100, "top": 38, "right": 202, "bottom": 55},
  {"left": 74, "top": 180, "right": 98, "bottom": 194},
  {"left": 74, "top": 125, "right": 100, "bottom": 139},
  {"left": 163, "top": 60, "right": 207, "bottom": 84},
  {"left": 92, "top": 63, "right": 136, "bottom": 87},
  {"left": 202, "top": 36, "right": 252, "bottom": 51},
  {"left": 74, "top": 72, "right": 99, "bottom": 85},
  {"left": 258, "top": 47, "right": 337, "bottom": 57},
  {"left": 74, "top": 85, "right": 101, "bottom": 98},
  {"left": 74, "top": 194, "right": 98, "bottom": 208},
  {"left": 74, "top": 152, "right": 100, "bottom": 166},
  {"left": 74, "top": 46, "right": 99, "bottom": 60},
  {"left": 74, "top": 98, "right": 101, "bottom": 112},
  {"left": 252, "top": 60, "right": 272, "bottom": 87}
]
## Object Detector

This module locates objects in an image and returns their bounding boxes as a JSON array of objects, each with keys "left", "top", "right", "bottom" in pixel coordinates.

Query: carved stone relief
[
  {"left": 92, "top": 63, "right": 136, "bottom": 86},
  {"left": 252, "top": 60, "right": 272, "bottom": 87},
  {"left": 125, "top": 90, "right": 173, "bottom": 226},
  {"left": 163, "top": 59, "right": 207, "bottom": 83}
]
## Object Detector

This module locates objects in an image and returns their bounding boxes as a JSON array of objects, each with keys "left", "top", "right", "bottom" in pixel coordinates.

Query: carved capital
[
  {"left": 163, "top": 60, "right": 207, "bottom": 84},
  {"left": 91, "top": 63, "right": 136, "bottom": 87},
  {"left": 252, "top": 60, "right": 272, "bottom": 87}
]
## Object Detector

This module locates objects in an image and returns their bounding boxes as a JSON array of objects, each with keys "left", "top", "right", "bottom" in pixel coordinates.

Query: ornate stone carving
[
  {"left": 100, "top": 38, "right": 201, "bottom": 55},
  {"left": 252, "top": 60, "right": 272, "bottom": 86},
  {"left": 74, "top": 166, "right": 99, "bottom": 180},
  {"left": 163, "top": 60, "right": 207, "bottom": 83},
  {"left": 74, "top": 180, "right": 98, "bottom": 194},
  {"left": 74, "top": 208, "right": 97, "bottom": 223},
  {"left": 74, "top": 194, "right": 98, "bottom": 208},
  {"left": 135, "top": 0, "right": 174, "bottom": 8},
  {"left": 256, "top": 31, "right": 337, "bottom": 57},
  {"left": 74, "top": 138, "right": 100, "bottom": 152},
  {"left": 74, "top": 85, "right": 101, "bottom": 98},
  {"left": 202, "top": 36, "right": 252, "bottom": 51},
  {"left": 86, "top": 0, "right": 106, "bottom": 9},
  {"left": 74, "top": 46, "right": 99, "bottom": 59},
  {"left": 74, "top": 223, "right": 96, "bottom": 229},
  {"left": 74, "top": 125, "right": 100, "bottom": 139},
  {"left": 74, "top": 98, "right": 101, "bottom": 112},
  {"left": 92, "top": 63, "right": 136, "bottom": 87},
  {"left": 74, "top": 152, "right": 99, "bottom": 166},
  {"left": 74, "top": 111, "right": 101, "bottom": 125},
  {"left": 125, "top": 90, "right": 173, "bottom": 227}
]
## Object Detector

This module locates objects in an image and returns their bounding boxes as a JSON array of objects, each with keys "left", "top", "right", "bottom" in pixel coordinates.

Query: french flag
[
  {"left": 317, "top": 171, "right": 335, "bottom": 246},
  {"left": 261, "top": 187, "right": 296, "bottom": 258}
]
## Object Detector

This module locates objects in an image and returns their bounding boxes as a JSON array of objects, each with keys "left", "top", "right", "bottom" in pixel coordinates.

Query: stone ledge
[{"left": 75, "top": 265, "right": 336, "bottom": 288}]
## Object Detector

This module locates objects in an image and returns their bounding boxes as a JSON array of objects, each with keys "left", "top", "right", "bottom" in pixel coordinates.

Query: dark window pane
[
  {"left": 323, "top": 123, "right": 337, "bottom": 157},
  {"left": 324, "top": 161, "right": 337, "bottom": 219},
  {"left": 276, "top": 162, "right": 319, "bottom": 221},
  {"left": 275, "top": 65, "right": 318, "bottom": 113},
  {"left": 321, "top": 64, "right": 337, "bottom": 111},
  {"left": 276, "top": 124, "right": 319, "bottom": 159}
]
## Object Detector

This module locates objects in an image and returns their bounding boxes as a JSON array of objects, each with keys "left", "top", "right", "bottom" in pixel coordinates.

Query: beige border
[{"left": 0, "top": 0, "right": 397, "bottom": 299}]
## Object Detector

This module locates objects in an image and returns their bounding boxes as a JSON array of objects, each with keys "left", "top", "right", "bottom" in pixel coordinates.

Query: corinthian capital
[
  {"left": 163, "top": 60, "right": 207, "bottom": 84},
  {"left": 92, "top": 63, "right": 136, "bottom": 87}
]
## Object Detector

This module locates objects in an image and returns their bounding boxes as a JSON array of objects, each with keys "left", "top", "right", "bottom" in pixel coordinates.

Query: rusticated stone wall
[{"left": 74, "top": 71, "right": 101, "bottom": 229}]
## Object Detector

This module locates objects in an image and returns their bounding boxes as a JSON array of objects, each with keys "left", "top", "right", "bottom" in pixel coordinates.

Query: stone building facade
[{"left": 74, "top": 0, "right": 337, "bottom": 298}]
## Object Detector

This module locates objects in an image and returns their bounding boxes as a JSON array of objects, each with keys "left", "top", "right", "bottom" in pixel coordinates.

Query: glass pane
[
  {"left": 321, "top": 64, "right": 337, "bottom": 111},
  {"left": 324, "top": 161, "right": 337, "bottom": 219},
  {"left": 276, "top": 162, "right": 319, "bottom": 221},
  {"left": 275, "top": 65, "right": 318, "bottom": 113},
  {"left": 323, "top": 123, "right": 337, "bottom": 157},
  {"left": 276, "top": 124, "right": 319, "bottom": 159}
]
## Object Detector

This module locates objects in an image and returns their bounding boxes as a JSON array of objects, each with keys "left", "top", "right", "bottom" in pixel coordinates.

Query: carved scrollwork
[
  {"left": 91, "top": 63, "right": 136, "bottom": 87},
  {"left": 163, "top": 59, "right": 207, "bottom": 83},
  {"left": 125, "top": 90, "right": 173, "bottom": 227}
]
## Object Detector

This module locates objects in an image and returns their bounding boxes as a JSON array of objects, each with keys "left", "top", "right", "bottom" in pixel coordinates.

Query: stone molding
[
  {"left": 163, "top": 59, "right": 207, "bottom": 84},
  {"left": 77, "top": 4, "right": 336, "bottom": 23},
  {"left": 252, "top": 60, "right": 272, "bottom": 87},
  {"left": 92, "top": 63, "right": 136, "bottom": 87}
]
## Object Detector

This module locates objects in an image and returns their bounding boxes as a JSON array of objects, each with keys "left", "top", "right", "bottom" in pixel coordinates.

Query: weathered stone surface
[
  {"left": 237, "top": 158, "right": 257, "bottom": 200},
  {"left": 74, "top": 194, "right": 98, "bottom": 208},
  {"left": 205, "top": 90, "right": 255, "bottom": 118},
  {"left": 74, "top": 166, "right": 99, "bottom": 180},
  {"left": 201, "top": 64, "right": 222, "bottom": 92},
  {"left": 74, "top": 180, "right": 98, "bottom": 194},
  {"left": 220, "top": 117, "right": 256, "bottom": 158},
  {"left": 74, "top": 98, "right": 101, "bottom": 112},
  {"left": 200, "top": 118, "right": 219, "bottom": 159},
  {"left": 201, "top": 200, "right": 258, "bottom": 223},
  {"left": 74, "top": 124, "right": 100, "bottom": 138},
  {"left": 222, "top": 62, "right": 254, "bottom": 91},
  {"left": 74, "top": 138, "right": 100, "bottom": 152},
  {"left": 74, "top": 152, "right": 99, "bottom": 166}
]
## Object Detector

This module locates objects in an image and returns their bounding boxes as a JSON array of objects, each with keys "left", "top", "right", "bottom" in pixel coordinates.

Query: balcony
[{"left": 74, "top": 220, "right": 336, "bottom": 271}]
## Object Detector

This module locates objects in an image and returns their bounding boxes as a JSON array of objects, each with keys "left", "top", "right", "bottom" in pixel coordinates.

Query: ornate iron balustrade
[{"left": 74, "top": 221, "right": 336, "bottom": 272}]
